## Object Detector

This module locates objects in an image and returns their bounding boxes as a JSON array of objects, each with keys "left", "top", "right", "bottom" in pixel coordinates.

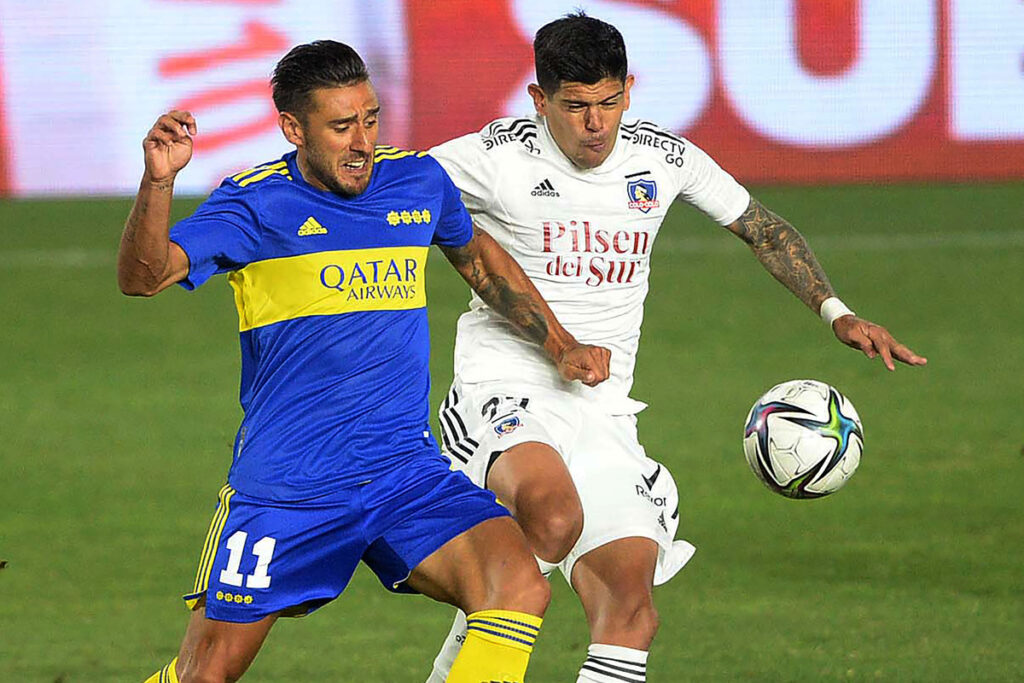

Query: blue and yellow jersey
[{"left": 169, "top": 148, "right": 472, "bottom": 502}]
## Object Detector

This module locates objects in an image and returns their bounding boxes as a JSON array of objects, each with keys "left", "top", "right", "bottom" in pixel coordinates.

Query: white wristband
[{"left": 819, "top": 297, "right": 854, "bottom": 327}]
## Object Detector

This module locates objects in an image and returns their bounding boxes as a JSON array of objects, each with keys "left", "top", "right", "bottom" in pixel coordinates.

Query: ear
[
  {"left": 623, "top": 75, "right": 635, "bottom": 112},
  {"left": 527, "top": 83, "right": 548, "bottom": 116},
  {"left": 279, "top": 112, "right": 304, "bottom": 148}
]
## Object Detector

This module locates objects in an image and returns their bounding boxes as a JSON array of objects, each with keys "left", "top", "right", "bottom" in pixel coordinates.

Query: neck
[{"left": 294, "top": 151, "right": 329, "bottom": 192}]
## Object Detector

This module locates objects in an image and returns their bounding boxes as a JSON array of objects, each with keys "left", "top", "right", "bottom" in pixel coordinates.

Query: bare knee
[
  {"left": 519, "top": 496, "right": 583, "bottom": 563},
  {"left": 623, "top": 596, "right": 659, "bottom": 643}
]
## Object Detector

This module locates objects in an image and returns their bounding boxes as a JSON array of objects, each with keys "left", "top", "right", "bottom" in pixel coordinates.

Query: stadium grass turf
[{"left": 1, "top": 185, "right": 1022, "bottom": 681}]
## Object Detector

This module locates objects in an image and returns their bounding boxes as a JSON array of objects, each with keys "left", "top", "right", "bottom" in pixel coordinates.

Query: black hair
[
  {"left": 271, "top": 40, "right": 369, "bottom": 119},
  {"left": 534, "top": 11, "right": 628, "bottom": 94}
]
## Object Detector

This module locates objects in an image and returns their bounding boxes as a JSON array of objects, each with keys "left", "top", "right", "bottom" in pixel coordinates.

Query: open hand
[
  {"left": 556, "top": 343, "right": 612, "bottom": 387},
  {"left": 833, "top": 315, "right": 928, "bottom": 371}
]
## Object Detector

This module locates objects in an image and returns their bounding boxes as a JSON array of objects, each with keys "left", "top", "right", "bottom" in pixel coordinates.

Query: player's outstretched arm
[
  {"left": 117, "top": 110, "right": 195, "bottom": 297},
  {"left": 725, "top": 196, "right": 927, "bottom": 371},
  {"left": 439, "top": 226, "right": 611, "bottom": 386}
]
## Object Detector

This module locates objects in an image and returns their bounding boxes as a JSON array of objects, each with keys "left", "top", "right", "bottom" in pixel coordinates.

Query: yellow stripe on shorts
[{"left": 190, "top": 484, "right": 235, "bottom": 599}]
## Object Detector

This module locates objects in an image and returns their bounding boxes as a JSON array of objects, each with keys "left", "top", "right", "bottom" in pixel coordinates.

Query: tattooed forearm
[
  {"left": 440, "top": 228, "right": 552, "bottom": 348},
  {"left": 441, "top": 231, "right": 551, "bottom": 347},
  {"left": 729, "top": 197, "right": 835, "bottom": 312},
  {"left": 474, "top": 273, "right": 550, "bottom": 345}
]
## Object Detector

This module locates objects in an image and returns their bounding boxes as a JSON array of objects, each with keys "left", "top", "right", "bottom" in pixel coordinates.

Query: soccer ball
[{"left": 743, "top": 379, "right": 863, "bottom": 499}]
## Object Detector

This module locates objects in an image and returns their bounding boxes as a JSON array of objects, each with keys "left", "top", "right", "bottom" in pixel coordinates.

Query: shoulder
[
  {"left": 373, "top": 144, "right": 430, "bottom": 164},
  {"left": 372, "top": 144, "right": 434, "bottom": 173},
  {"left": 478, "top": 116, "right": 540, "bottom": 152},
  {"left": 617, "top": 118, "right": 690, "bottom": 166},
  {"left": 207, "top": 156, "right": 297, "bottom": 216},
  {"left": 432, "top": 116, "right": 540, "bottom": 160},
  {"left": 223, "top": 156, "right": 295, "bottom": 192},
  {"left": 372, "top": 144, "right": 455, "bottom": 188}
]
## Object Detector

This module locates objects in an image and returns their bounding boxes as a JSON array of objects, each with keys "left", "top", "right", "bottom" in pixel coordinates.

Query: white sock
[
  {"left": 577, "top": 643, "right": 648, "bottom": 683},
  {"left": 424, "top": 608, "right": 468, "bottom": 683}
]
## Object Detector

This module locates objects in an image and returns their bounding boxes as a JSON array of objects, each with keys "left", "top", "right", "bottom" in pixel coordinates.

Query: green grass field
[{"left": 2, "top": 185, "right": 1022, "bottom": 681}]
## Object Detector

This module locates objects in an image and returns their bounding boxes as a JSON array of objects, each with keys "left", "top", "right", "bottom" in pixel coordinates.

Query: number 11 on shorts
[{"left": 219, "top": 531, "right": 277, "bottom": 589}]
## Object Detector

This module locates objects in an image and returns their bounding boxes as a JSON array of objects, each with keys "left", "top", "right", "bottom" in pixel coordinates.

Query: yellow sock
[
  {"left": 447, "top": 610, "right": 542, "bottom": 683},
  {"left": 143, "top": 657, "right": 179, "bottom": 683}
]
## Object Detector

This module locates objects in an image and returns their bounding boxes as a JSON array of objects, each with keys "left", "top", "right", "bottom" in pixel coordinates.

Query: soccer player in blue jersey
[{"left": 120, "top": 40, "right": 611, "bottom": 683}]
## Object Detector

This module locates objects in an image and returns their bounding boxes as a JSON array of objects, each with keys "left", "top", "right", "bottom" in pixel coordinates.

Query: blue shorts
[{"left": 183, "top": 458, "right": 509, "bottom": 623}]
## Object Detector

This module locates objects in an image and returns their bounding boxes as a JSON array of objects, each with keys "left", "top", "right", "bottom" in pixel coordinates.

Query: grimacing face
[
  {"left": 280, "top": 81, "right": 380, "bottom": 197},
  {"left": 529, "top": 75, "right": 634, "bottom": 169}
]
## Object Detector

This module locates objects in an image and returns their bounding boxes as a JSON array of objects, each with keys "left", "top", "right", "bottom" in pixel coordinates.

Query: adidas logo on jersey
[
  {"left": 297, "top": 216, "right": 328, "bottom": 236},
  {"left": 531, "top": 179, "right": 560, "bottom": 197}
]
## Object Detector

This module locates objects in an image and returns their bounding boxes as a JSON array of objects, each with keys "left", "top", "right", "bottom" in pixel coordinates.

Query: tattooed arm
[
  {"left": 117, "top": 111, "right": 194, "bottom": 296},
  {"left": 725, "top": 196, "right": 835, "bottom": 314},
  {"left": 726, "top": 196, "right": 927, "bottom": 370},
  {"left": 439, "top": 226, "right": 611, "bottom": 386}
]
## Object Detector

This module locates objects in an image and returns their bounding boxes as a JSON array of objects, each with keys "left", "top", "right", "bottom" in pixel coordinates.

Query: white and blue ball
[{"left": 743, "top": 379, "right": 863, "bottom": 499}]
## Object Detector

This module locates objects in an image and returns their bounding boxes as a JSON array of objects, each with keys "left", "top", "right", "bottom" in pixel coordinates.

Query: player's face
[
  {"left": 282, "top": 81, "right": 380, "bottom": 197},
  {"left": 529, "top": 75, "right": 634, "bottom": 169}
]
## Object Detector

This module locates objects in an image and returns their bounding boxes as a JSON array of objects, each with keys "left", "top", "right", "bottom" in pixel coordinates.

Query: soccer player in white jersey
[{"left": 425, "top": 12, "right": 927, "bottom": 683}]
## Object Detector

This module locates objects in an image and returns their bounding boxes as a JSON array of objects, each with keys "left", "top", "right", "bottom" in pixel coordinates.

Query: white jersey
[{"left": 430, "top": 114, "right": 750, "bottom": 415}]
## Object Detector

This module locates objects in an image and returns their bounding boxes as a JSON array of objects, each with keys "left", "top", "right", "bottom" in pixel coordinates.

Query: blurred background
[
  {"left": 2, "top": 1, "right": 1022, "bottom": 681},
  {"left": 1, "top": 0, "right": 1022, "bottom": 195}
]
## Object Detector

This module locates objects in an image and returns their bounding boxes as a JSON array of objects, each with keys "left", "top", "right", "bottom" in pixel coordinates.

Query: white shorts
[{"left": 438, "top": 378, "right": 696, "bottom": 586}]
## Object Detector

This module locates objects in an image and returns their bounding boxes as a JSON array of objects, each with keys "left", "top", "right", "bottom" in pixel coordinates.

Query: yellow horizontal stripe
[
  {"left": 228, "top": 247, "right": 428, "bottom": 332},
  {"left": 464, "top": 609, "right": 542, "bottom": 653},
  {"left": 232, "top": 161, "right": 287, "bottom": 182}
]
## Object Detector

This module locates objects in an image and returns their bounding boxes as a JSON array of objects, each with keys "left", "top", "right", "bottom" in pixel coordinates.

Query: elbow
[
  {"left": 117, "top": 270, "right": 161, "bottom": 297},
  {"left": 119, "top": 282, "right": 158, "bottom": 297}
]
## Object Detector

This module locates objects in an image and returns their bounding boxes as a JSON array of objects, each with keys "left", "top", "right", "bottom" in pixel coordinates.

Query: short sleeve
[
  {"left": 169, "top": 179, "right": 262, "bottom": 290},
  {"left": 675, "top": 140, "right": 751, "bottom": 226},
  {"left": 429, "top": 132, "right": 498, "bottom": 215},
  {"left": 429, "top": 162, "right": 474, "bottom": 249}
]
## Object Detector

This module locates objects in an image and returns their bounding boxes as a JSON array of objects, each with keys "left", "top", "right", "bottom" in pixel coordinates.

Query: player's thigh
[
  {"left": 438, "top": 380, "right": 576, "bottom": 492},
  {"left": 176, "top": 600, "right": 277, "bottom": 681},
  {"left": 405, "top": 515, "right": 548, "bottom": 615},
  {"left": 488, "top": 439, "right": 581, "bottom": 520},
  {"left": 489, "top": 440, "right": 584, "bottom": 560},
  {"left": 357, "top": 457, "right": 541, "bottom": 612},
  {"left": 440, "top": 381, "right": 583, "bottom": 538}
]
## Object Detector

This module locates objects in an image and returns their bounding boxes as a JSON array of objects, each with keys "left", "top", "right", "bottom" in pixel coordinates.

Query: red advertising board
[
  {"left": 0, "top": 0, "right": 1021, "bottom": 193},
  {"left": 0, "top": 30, "right": 9, "bottom": 195},
  {"left": 406, "top": 0, "right": 1024, "bottom": 184}
]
